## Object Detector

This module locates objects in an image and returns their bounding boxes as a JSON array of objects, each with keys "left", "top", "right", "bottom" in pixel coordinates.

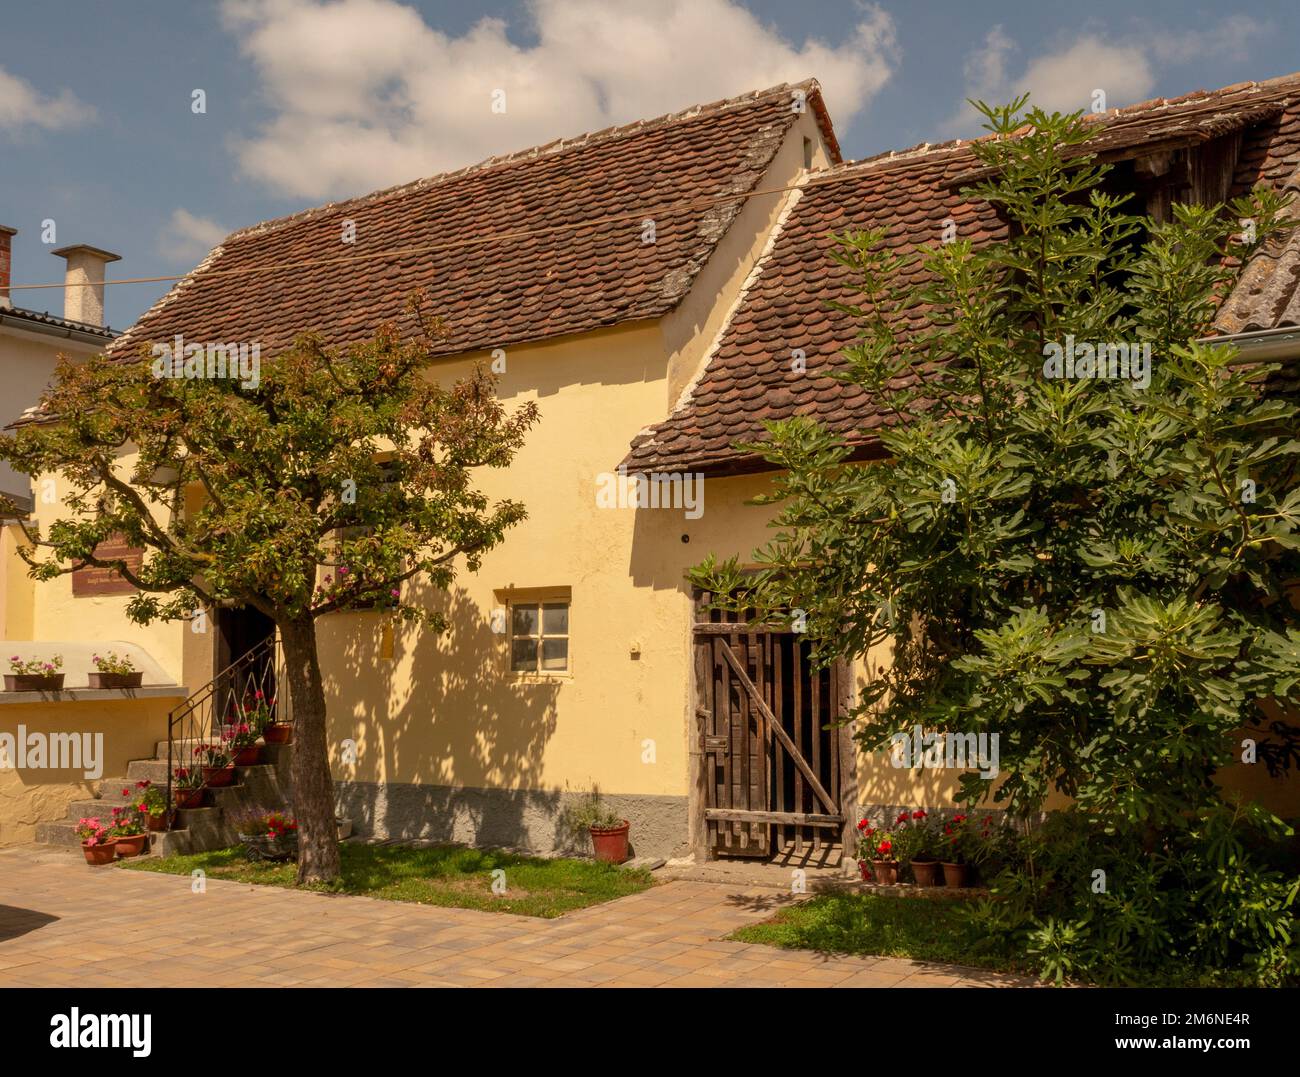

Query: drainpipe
[{"left": 1196, "top": 325, "right": 1300, "bottom": 361}]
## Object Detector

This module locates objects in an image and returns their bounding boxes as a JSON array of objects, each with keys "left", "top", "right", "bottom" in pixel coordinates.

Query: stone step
[
  {"left": 35, "top": 745, "right": 297, "bottom": 858},
  {"left": 156, "top": 736, "right": 292, "bottom": 760},
  {"left": 33, "top": 819, "right": 172, "bottom": 857},
  {"left": 126, "top": 759, "right": 171, "bottom": 783}
]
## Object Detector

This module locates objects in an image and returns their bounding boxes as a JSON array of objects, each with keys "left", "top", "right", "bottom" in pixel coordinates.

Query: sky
[{"left": 3, "top": 0, "right": 1299, "bottom": 331}]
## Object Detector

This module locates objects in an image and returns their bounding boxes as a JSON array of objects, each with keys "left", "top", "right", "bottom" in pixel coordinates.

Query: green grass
[
  {"left": 122, "top": 842, "right": 654, "bottom": 917},
  {"left": 730, "top": 891, "right": 1026, "bottom": 974}
]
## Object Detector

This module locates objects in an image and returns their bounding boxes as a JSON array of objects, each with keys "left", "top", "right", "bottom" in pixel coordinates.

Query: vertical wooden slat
[
  {"left": 715, "top": 632, "right": 730, "bottom": 852},
  {"left": 764, "top": 634, "right": 774, "bottom": 853},
  {"left": 743, "top": 632, "right": 754, "bottom": 848},
  {"left": 792, "top": 638, "right": 804, "bottom": 856},
  {"left": 811, "top": 658, "right": 822, "bottom": 853}
]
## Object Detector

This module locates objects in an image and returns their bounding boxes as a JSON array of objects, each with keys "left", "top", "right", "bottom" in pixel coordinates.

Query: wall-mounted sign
[{"left": 71, "top": 534, "right": 143, "bottom": 597}]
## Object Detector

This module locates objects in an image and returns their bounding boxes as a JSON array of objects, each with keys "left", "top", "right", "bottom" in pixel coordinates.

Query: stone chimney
[
  {"left": 51, "top": 243, "right": 120, "bottom": 327},
  {"left": 0, "top": 225, "right": 15, "bottom": 309}
]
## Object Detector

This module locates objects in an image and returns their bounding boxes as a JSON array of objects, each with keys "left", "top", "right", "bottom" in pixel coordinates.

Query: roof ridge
[
  {"left": 1087, "top": 70, "right": 1300, "bottom": 124},
  {"left": 829, "top": 69, "right": 1300, "bottom": 182},
  {"left": 834, "top": 138, "right": 979, "bottom": 175},
  {"left": 226, "top": 79, "right": 822, "bottom": 245}
]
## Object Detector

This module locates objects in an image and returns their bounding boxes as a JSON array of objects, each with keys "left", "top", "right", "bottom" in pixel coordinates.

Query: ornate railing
[{"left": 165, "top": 635, "right": 291, "bottom": 815}]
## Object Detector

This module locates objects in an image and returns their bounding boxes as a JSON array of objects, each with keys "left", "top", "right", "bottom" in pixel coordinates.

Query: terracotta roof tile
[
  {"left": 108, "top": 81, "right": 836, "bottom": 363},
  {"left": 625, "top": 73, "right": 1300, "bottom": 475}
]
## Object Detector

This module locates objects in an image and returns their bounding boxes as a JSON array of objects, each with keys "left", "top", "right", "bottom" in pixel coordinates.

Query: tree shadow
[
  {"left": 0, "top": 903, "right": 57, "bottom": 942},
  {"left": 317, "top": 582, "right": 561, "bottom": 849}
]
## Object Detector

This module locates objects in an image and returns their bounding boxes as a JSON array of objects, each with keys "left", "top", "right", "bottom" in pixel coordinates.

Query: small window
[
  {"left": 802, "top": 136, "right": 814, "bottom": 170},
  {"left": 510, "top": 600, "right": 570, "bottom": 673}
]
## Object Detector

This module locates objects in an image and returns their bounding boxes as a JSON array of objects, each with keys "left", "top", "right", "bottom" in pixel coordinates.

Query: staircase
[
  {"left": 35, "top": 738, "right": 293, "bottom": 856},
  {"left": 37, "top": 636, "right": 295, "bottom": 857}
]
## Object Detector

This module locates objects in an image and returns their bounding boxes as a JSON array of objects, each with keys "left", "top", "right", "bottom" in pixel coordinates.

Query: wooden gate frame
[{"left": 688, "top": 615, "right": 857, "bottom": 863}]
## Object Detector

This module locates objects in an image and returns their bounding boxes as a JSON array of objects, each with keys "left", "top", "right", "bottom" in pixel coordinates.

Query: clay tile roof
[
  {"left": 625, "top": 72, "right": 1300, "bottom": 476},
  {"left": 107, "top": 80, "right": 838, "bottom": 364}
]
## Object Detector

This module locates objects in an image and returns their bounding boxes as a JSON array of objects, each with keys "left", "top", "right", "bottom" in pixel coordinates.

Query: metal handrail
[{"left": 165, "top": 635, "right": 290, "bottom": 819}]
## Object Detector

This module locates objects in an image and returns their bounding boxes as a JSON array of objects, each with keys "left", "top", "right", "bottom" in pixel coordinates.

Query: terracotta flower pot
[
  {"left": 262, "top": 723, "right": 293, "bottom": 745},
  {"left": 174, "top": 787, "right": 204, "bottom": 809},
  {"left": 941, "top": 862, "right": 969, "bottom": 888},
  {"left": 910, "top": 859, "right": 941, "bottom": 886},
  {"left": 871, "top": 860, "right": 899, "bottom": 886},
  {"left": 87, "top": 672, "right": 143, "bottom": 689},
  {"left": 232, "top": 745, "right": 261, "bottom": 766},
  {"left": 5, "top": 673, "right": 64, "bottom": 692},
  {"left": 114, "top": 834, "right": 148, "bottom": 857},
  {"left": 203, "top": 765, "right": 235, "bottom": 787},
  {"left": 147, "top": 812, "right": 168, "bottom": 831},
  {"left": 589, "top": 822, "right": 630, "bottom": 863},
  {"left": 82, "top": 839, "right": 117, "bottom": 866}
]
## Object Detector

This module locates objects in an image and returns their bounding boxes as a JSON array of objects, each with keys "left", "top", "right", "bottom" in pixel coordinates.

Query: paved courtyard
[{"left": 0, "top": 846, "right": 1027, "bottom": 988}]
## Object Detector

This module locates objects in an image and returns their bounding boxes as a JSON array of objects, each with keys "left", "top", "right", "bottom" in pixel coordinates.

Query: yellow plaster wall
[
  {"left": 317, "top": 322, "right": 693, "bottom": 798},
  {"left": 1, "top": 524, "right": 34, "bottom": 641},
  {"left": 0, "top": 697, "right": 173, "bottom": 845}
]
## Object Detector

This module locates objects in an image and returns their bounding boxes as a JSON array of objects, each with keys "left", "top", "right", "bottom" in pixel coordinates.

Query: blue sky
[{"left": 3, "top": 0, "right": 1298, "bottom": 330}]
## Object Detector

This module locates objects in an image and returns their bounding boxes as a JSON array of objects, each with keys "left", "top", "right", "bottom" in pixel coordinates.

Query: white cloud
[
  {"left": 943, "top": 17, "right": 1268, "bottom": 136},
  {"left": 0, "top": 65, "right": 94, "bottom": 133},
  {"left": 158, "top": 209, "right": 228, "bottom": 262},
  {"left": 221, "top": 0, "right": 899, "bottom": 199}
]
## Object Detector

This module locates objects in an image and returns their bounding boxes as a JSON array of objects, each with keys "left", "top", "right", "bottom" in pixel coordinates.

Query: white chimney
[{"left": 51, "top": 243, "right": 120, "bottom": 327}]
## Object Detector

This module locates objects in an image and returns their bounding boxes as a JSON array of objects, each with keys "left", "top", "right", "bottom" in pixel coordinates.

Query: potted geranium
[
  {"left": 196, "top": 743, "right": 235, "bottom": 787},
  {"left": 856, "top": 818, "right": 899, "bottom": 885},
  {"left": 5, "top": 654, "right": 64, "bottom": 692},
  {"left": 110, "top": 803, "right": 149, "bottom": 857},
  {"left": 234, "top": 809, "right": 299, "bottom": 861},
  {"left": 76, "top": 817, "right": 116, "bottom": 865},
  {"left": 172, "top": 766, "right": 205, "bottom": 808},
  {"left": 564, "top": 791, "right": 630, "bottom": 863},
  {"left": 131, "top": 780, "right": 168, "bottom": 830},
  {"left": 224, "top": 722, "right": 261, "bottom": 766},
  {"left": 892, "top": 809, "right": 942, "bottom": 886},
  {"left": 940, "top": 813, "right": 979, "bottom": 887},
  {"left": 253, "top": 692, "right": 292, "bottom": 744},
  {"left": 88, "top": 651, "right": 143, "bottom": 689}
]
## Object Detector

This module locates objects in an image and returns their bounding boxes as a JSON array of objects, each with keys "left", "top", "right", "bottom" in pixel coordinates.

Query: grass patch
[
  {"left": 122, "top": 843, "right": 653, "bottom": 917},
  {"left": 730, "top": 891, "right": 1026, "bottom": 974}
]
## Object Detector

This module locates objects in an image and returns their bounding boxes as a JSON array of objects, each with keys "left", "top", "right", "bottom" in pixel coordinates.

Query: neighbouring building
[
  {"left": 0, "top": 229, "right": 120, "bottom": 638},
  {"left": 4, "top": 74, "right": 1299, "bottom": 857}
]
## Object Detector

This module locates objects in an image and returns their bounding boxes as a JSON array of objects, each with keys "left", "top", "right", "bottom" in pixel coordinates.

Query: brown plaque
[{"left": 71, "top": 534, "right": 143, "bottom": 597}]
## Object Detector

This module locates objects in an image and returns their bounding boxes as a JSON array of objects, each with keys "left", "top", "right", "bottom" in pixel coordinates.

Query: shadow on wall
[{"left": 316, "top": 582, "right": 561, "bottom": 848}]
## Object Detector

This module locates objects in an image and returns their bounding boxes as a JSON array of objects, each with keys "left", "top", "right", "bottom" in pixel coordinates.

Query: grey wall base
[{"left": 335, "top": 780, "right": 690, "bottom": 860}]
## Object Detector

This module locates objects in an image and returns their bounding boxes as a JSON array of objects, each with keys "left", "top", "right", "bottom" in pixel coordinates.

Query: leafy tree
[
  {"left": 0, "top": 298, "right": 538, "bottom": 883},
  {"left": 692, "top": 101, "right": 1300, "bottom": 982}
]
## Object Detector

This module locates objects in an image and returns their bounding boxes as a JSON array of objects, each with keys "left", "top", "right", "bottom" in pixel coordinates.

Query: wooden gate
[{"left": 693, "top": 594, "right": 850, "bottom": 860}]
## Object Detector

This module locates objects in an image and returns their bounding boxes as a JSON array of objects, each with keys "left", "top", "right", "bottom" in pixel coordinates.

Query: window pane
[
  {"left": 542, "top": 603, "right": 569, "bottom": 635},
  {"left": 541, "top": 638, "right": 568, "bottom": 671},
  {"left": 511, "top": 638, "right": 538, "bottom": 671},
  {"left": 512, "top": 604, "right": 538, "bottom": 637}
]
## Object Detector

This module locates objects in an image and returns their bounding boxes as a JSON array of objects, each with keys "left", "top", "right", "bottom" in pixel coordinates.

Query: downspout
[{"left": 1197, "top": 324, "right": 1300, "bottom": 361}]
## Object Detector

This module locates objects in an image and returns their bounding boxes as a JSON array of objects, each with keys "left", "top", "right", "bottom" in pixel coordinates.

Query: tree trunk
[{"left": 279, "top": 615, "right": 341, "bottom": 884}]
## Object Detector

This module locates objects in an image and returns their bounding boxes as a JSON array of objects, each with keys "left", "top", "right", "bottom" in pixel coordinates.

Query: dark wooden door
[
  {"left": 214, "top": 604, "right": 277, "bottom": 718},
  {"left": 694, "top": 593, "right": 846, "bottom": 859}
]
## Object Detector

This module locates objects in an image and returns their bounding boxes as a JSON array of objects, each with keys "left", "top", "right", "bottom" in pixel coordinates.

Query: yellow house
[{"left": 4, "top": 74, "right": 1299, "bottom": 857}]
